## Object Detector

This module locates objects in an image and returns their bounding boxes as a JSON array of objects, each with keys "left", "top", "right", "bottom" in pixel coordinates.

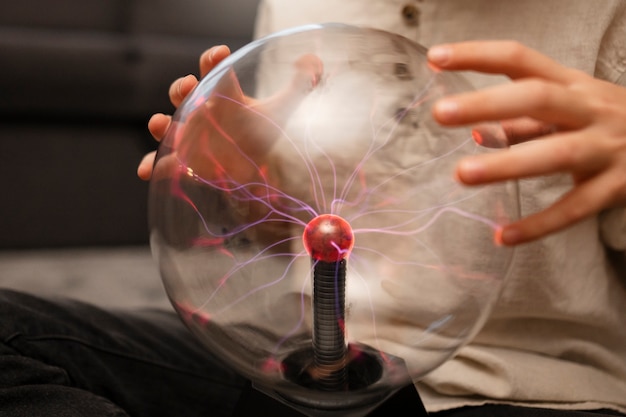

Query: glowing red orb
[{"left": 302, "top": 214, "right": 354, "bottom": 262}]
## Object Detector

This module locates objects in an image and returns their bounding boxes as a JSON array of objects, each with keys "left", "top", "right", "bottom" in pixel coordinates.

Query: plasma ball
[{"left": 303, "top": 214, "right": 354, "bottom": 262}]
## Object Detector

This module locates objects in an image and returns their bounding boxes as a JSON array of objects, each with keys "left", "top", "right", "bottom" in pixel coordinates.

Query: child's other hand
[{"left": 429, "top": 41, "right": 626, "bottom": 245}]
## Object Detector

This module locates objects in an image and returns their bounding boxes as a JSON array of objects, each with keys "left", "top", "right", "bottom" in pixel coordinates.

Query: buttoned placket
[
  {"left": 398, "top": 0, "right": 424, "bottom": 45},
  {"left": 393, "top": 0, "right": 428, "bottom": 130},
  {"left": 401, "top": 2, "right": 421, "bottom": 27}
]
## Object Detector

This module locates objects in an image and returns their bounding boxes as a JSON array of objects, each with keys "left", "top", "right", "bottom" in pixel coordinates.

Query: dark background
[{"left": 0, "top": 0, "right": 260, "bottom": 248}]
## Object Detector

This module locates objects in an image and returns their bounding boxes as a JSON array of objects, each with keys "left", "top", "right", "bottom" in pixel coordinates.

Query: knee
[{"left": 0, "top": 289, "right": 59, "bottom": 339}]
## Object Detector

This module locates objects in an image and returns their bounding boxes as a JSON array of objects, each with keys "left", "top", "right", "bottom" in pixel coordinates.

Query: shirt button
[
  {"left": 402, "top": 4, "right": 420, "bottom": 26},
  {"left": 394, "top": 62, "right": 413, "bottom": 80}
]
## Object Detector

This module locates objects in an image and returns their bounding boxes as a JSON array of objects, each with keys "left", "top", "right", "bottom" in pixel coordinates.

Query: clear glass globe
[{"left": 149, "top": 24, "right": 519, "bottom": 413}]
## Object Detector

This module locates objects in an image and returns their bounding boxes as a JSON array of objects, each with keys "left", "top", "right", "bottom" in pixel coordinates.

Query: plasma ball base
[
  {"left": 232, "top": 383, "right": 428, "bottom": 417},
  {"left": 233, "top": 344, "right": 428, "bottom": 417}
]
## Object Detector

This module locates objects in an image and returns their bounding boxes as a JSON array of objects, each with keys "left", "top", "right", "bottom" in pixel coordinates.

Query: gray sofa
[
  {"left": 0, "top": 0, "right": 260, "bottom": 307},
  {"left": 0, "top": 0, "right": 260, "bottom": 248}
]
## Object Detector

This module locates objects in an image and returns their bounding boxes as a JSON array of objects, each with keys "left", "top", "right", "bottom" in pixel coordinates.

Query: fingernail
[
  {"left": 179, "top": 74, "right": 194, "bottom": 96},
  {"left": 210, "top": 45, "right": 226, "bottom": 60},
  {"left": 208, "top": 46, "right": 219, "bottom": 60},
  {"left": 428, "top": 46, "right": 452, "bottom": 65},
  {"left": 500, "top": 226, "right": 522, "bottom": 245},
  {"left": 493, "top": 226, "right": 504, "bottom": 246}
]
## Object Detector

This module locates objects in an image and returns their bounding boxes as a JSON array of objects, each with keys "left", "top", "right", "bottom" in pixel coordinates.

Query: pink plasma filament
[{"left": 302, "top": 214, "right": 354, "bottom": 262}]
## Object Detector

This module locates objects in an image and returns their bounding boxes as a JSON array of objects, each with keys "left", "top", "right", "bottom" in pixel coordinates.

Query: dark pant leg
[{"left": 0, "top": 289, "right": 247, "bottom": 417}]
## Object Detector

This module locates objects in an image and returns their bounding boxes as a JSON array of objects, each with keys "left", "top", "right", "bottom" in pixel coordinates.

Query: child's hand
[
  {"left": 428, "top": 41, "right": 626, "bottom": 245},
  {"left": 138, "top": 45, "right": 322, "bottom": 185},
  {"left": 138, "top": 45, "right": 232, "bottom": 181}
]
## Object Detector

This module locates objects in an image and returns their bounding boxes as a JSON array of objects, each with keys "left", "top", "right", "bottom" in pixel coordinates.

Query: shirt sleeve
[{"left": 252, "top": 0, "right": 272, "bottom": 40}]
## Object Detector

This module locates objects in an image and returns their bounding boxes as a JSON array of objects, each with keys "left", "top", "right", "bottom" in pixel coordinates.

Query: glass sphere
[{"left": 149, "top": 24, "right": 519, "bottom": 412}]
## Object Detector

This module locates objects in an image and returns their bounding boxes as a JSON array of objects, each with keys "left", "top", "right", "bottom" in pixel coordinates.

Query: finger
[
  {"left": 193, "top": 53, "right": 324, "bottom": 164},
  {"left": 211, "top": 69, "right": 248, "bottom": 107},
  {"left": 456, "top": 131, "right": 600, "bottom": 185},
  {"left": 472, "top": 118, "right": 556, "bottom": 148},
  {"left": 199, "top": 45, "right": 231, "bottom": 78},
  {"left": 258, "top": 53, "right": 324, "bottom": 125},
  {"left": 137, "top": 151, "right": 156, "bottom": 181},
  {"left": 500, "top": 118, "right": 557, "bottom": 145},
  {"left": 427, "top": 41, "right": 581, "bottom": 84},
  {"left": 209, "top": 53, "right": 323, "bottom": 131},
  {"left": 169, "top": 74, "right": 199, "bottom": 108},
  {"left": 148, "top": 113, "right": 172, "bottom": 142},
  {"left": 290, "top": 53, "right": 324, "bottom": 92},
  {"left": 499, "top": 172, "right": 617, "bottom": 245},
  {"left": 433, "top": 79, "right": 592, "bottom": 129}
]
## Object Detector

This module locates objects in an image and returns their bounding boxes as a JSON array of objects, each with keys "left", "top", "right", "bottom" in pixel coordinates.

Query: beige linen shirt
[{"left": 253, "top": 0, "right": 626, "bottom": 414}]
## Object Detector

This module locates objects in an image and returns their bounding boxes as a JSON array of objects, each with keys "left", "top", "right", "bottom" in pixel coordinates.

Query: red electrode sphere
[{"left": 302, "top": 214, "right": 354, "bottom": 262}]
